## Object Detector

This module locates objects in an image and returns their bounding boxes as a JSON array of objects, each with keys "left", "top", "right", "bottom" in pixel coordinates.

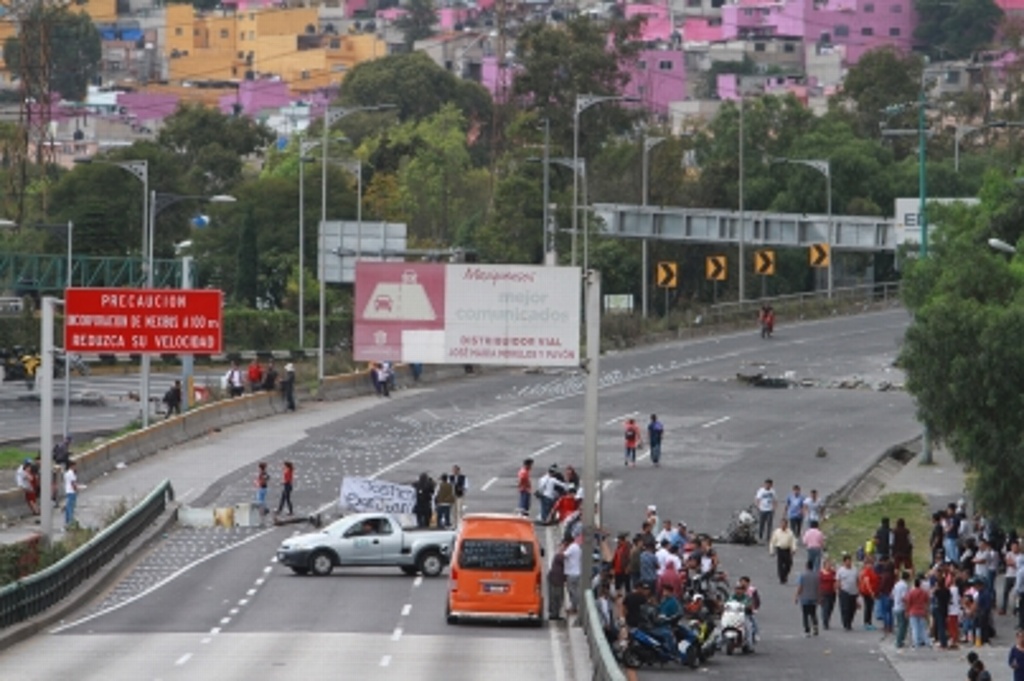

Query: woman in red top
[
  {"left": 859, "top": 556, "right": 881, "bottom": 630},
  {"left": 276, "top": 461, "right": 294, "bottom": 516},
  {"left": 819, "top": 557, "right": 838, "bottom": 630}
]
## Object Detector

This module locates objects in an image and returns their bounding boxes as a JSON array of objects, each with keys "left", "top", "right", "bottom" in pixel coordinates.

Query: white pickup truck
[{"left": 276, "top": 512, "right": 456, "bottom": 577}]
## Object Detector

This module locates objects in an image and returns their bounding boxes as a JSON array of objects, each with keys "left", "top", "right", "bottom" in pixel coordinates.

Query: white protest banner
[{"left": 340, "top": 476, "right": 416, "bottom": 515}]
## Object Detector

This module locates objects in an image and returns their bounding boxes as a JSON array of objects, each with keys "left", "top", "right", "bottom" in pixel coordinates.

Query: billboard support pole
[
  {"left": 41, "top": 296, "right": 56, "bottom": 541},
  {"left": 581, "top": 269, "right": 601, "bottom": 587},
  {"left": 181, "top": 256, "right": 194, "bottom": 410}
]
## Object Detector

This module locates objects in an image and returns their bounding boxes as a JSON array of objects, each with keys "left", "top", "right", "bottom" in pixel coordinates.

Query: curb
[{"left": 0, "top": 504, "right": 179, "bottom": 650}]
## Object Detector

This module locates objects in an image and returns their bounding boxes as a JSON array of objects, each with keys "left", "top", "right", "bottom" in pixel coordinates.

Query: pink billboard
[{"left": 354, "top": 262, "right": 581, "bottom": 366}]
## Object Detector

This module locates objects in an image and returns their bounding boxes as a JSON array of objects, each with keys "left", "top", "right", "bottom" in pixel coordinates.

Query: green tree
[
  {"left": 834, "top": 47, "right": 923, "bottom": 136},
  {"left": 3, "top": 5, "right": 101, "bottom": 101},
  {"left": 395, "top": 0, "right": 436, "bottom": 49},
  {"left": 511, "top": 15, "right": 644, "bottom": 158},
  {"left": 900, "top": 171, "right": 1024, "bottom": 526},
  {"left": 157, "top": 104, "right": 274, "bottom": 191},
  {"left": 235, "top": 206, "right": 259, "bottom": 308},
  {"left": 340, "top": 51, "right": 492, "bottom": 129},
  {"left": 914, "top": 0, "right": 1003, "bottom": 60}
]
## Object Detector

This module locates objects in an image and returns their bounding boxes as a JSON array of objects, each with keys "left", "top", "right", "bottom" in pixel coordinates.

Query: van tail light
[
  {"left": 535, "top": 568, "right": 542, "bottom": 595},
  {"left": 450, "top": 565, "right": 458, "bottom": 591}
]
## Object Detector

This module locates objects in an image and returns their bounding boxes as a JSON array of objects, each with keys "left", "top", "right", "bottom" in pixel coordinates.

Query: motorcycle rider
[
  {"left": 726, "top": 580, "right": 756, "bottom": 646},
  {"left": 659, "top": 583, "right": 698, "bottom": 656},
  {"left": 739, "top": 575, "right": 762, "bottom": 643}
]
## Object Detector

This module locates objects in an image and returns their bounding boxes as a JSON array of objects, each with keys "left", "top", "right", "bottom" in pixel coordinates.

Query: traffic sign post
[
  {"left": 809, "top": 243, "right": 830, "bottom": 268},
  {"left": 656, "top": 261, "right": 677, "bottom": 289},
  {"left": 65, "top": 288, "right": 223, "bottom": 354}
]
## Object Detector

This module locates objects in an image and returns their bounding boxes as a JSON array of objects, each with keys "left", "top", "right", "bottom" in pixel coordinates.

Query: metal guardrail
[
  {"left": 0, "top": 479, "right": 174, "bottom": 630},
  {"left": 582, "top": 589, "right": 626, "bottom": 681},
  {"left": 704, "top": 281, "right": 902, "bottom": 327}
]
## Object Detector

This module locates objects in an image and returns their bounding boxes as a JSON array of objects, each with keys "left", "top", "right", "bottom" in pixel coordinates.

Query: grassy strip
[
  {"left": 821, "top": 492, "right": 933, "bottom": 570},
  {"left": 0, "top": 447, "right": 36, "bottom": 470}
]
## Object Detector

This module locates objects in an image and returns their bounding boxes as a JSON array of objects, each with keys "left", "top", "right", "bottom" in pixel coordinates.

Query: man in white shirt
[
  {"left": 563, "top": 539, "right": 582, "bottom": 615},
  {"left": 63, "top": 461, "right": 79, "bottom": 527},
  {"left": 803, "top": 489, "right": 824, "bottom": 524},
  {"left": 537, "top": 465, "right": 566, "bottom": 523},
  {"left": 754, "top": 479, "right": 777, "bottom": 543},
  {"left": 655, "top": 539, "right": 673, "bottom": 572},
  {"left": 224, "top": 362, "right": 244, "bottom": 398},
  {"left": 15, "top": 460, "right": 38, "bottom": 515},
  {"left": 655, "top": 519, "right": 674, "bottom": 546},
  {"left": 891, "top": 569, "right": 910, "bottom": 648}
]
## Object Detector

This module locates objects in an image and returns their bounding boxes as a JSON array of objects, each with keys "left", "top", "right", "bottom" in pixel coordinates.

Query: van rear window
[{"left": 458, "top": 539, "right": 536, "bottom": 570}]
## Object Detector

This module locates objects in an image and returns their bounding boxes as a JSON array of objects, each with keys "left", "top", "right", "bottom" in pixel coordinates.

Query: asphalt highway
[{"left": 2, "top": 308, "right": 918, "bottom": 680}]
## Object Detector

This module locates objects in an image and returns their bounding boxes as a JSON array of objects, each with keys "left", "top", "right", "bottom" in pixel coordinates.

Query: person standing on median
[
  {"left": 63, "top": 460, "right": 79, "bottom": 527},
  {"left": 224, "top": 361, "right": 244, "bottom": 398},
  {"left": 563, "top": 537, "right": 582, "bottom": 616},
  {"left": 647, "top": 414, "right": 664, "bottom": 467},
  {"left": 281, "top": 363, "right": 296, "bottom": 411}
]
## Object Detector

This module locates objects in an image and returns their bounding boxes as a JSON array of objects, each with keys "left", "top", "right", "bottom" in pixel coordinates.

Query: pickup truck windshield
[{"left": 458, "top": 539, "right": 536, "bottom": 571}]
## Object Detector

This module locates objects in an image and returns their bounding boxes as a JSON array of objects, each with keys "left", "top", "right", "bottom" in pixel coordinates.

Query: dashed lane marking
[
  {"left": 531, "top": 442, "right": 562, "bottom": 458},
  {"left": 701, "top": 416, "right": 731, "bottom": 429},
  {"left": 401, "top": 604, "right": 412, "bottom": 617},
  {"left": 380, "top": 655, "right": 392, "bottom": 667},
  {"left": 175, "top": 653, "right": 192, "bottom": 666},
  {"left": 481, "top": 477, "right": 499, "bottom": 491}
]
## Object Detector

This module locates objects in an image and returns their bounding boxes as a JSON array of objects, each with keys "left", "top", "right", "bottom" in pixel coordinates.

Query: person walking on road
[
  {"left": 796, "top": 559, "right": 821, "bottom": 636},
  {"left": 819, "top": 557, "right": 837, "bottom": 631},
  {"left": 63, "top": 460, "right": 79, "bottom": 527},
  {"left": 1008, "top": 629, "right": 1024, "bottom": 681},
  {"left": 802, "top": 520, "right": 826, "bottom": 572},
  {"left": 276, "top": 461, "right": 294, "bottom": 516},
  {"left": 225, "top": 362, "right": 244, "bottom": 398},
  {"left": 434, "top": 473, "right": 455, "bottom": 529},
  {"left": 16, "top": 459, "right": 39, "bottom": 516},
  {"left": 755, "top": 479, "right": 777, "bottom": 543},
  {"left": 414, "top": 473, "right": 435, "bottom": 528},
  {"left": 837, "top": 553, "right": 860, "bottom": 631},
  {"left": 517, "top": 458, "right": 534, "bottom": 516},
  {"left": 859, "top": 554, "right": 880, "bottom": 631},
  {"left": 623, "top": 418, "right": 642, "bottom": 467},
  {"left": 786, "top": 485, "right": 806, "bottom": 536},
  {"left": 281, "top": 363, "right": 296, "bottom": 411},
  {"left": 563, "top": 537, "right": 582, "bottom": 616},
  {"left": 892, "top": 569, "right": 911, "bottom": 648},
  {"left": 906, "top": 575, "right": 931, "bottom": 648},
  {"left": 255, "top": 462, "right": 270, "bottom": 516},
  {"left": 451, "top": 465, "right": 467, "bottom": 526},
  {"left": 163, "top": 380, "right": 182, "bottom": 418},
  {"left": 770, "top": 517, "right": 797, "bottom": 584},
  {"left": 538, "top": 465, "right": 567, "bottom": 524},
  {"left": 647, "top": 414, "right": 664, "bottom": 467},
  {"left": 548, "top": 545, "right": 567, "bottom": 620}
]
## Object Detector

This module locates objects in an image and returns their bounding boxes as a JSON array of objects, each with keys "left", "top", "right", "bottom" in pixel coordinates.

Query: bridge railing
[
  {"left": 0, "top": 253, "right": 186, "bottom": 293},
  {"left": 0, "top": 480, "right": 174, "bottom": 630},
  {"left": 704, "top": 281, "right": 903, "bottom": 329}
]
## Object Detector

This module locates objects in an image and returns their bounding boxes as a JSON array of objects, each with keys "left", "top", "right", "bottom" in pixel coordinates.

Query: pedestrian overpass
[{"left": 0, "top": 253, "right": 189, "bottom": 295}]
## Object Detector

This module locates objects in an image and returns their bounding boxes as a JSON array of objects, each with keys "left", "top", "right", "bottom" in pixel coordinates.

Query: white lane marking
[
  {"left": 531, "top": 442, "right": 561, "bottom": 458},
  {"left": 604, "top": 412, "right": 637, "bottom": 426},
  {"left": 380, "top": 655, "right": 392, "bottom": 667},
  {"left": 401, "top": 604, "right": 412, "bottom": 617},
  {"left": 49, "top": 528, "right": 276, "bottom": 633},
  {"left": 422, "top": 409, "right": 439, "bottom": 420},
  {"left": 263, "top": 566, "right": 272, "bottom": 574},
  {"left": 414, "top": 576, "right": 423, "bottom": 588},
  {"left": 175, "top": 653, "right": 193, "bottom": 666},
  {"left": 229, "top": 608, "right": 239, "bottom": 615},
  {"left": 247, "top": 589, "right": 257, "bottom": 596},
  {"left": 255, "top": 578, "right": 266, "bottom": 585},
  {"left": 481, "top": 477, "right": 499, "bottom": 492},
  {"left": 601, "top": 480, "right": 614, "bottom": 491},
  {"left": 201, "top": 638, "right": 211, "bottom": 644},
  {"left": 637, "top": 449, "right": 650, "bottom": 463},
  {"left": 702, "top": 416, "right": 731, "bottom": 429},
  {"left": 391, "top": 627, "right": 403, "bottom": 641},
  {"left": 238, "top": 599, "right": 248, "bottom": 606},
  {"left": 210, "top": 627, "right": 221, "bottom": 635},
  {"left": 219, "top": 617, "right": 231, "bottom": 625}
]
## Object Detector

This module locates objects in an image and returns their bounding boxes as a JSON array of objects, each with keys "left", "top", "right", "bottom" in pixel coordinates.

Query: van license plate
[{"left": 483, "top": 582, "right": 510, "bottom": 594}]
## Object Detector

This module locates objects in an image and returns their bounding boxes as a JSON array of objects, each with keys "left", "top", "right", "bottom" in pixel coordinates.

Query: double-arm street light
[
  {"left": 771, "top": 157, "right": 833, "bottom": 298},
  {"left": 955, "top": 121, "right": 1024, "bottom": 173},
  {"left": 318, "top": 104, "right": 395, "bottom": 383},
  {"left": 145, "top": 190, "right": 235, "bottom": 427},
  {"left": 573, "top": 94, "right": 637, "bottom": 269},
  {"left": 641, "top": 136, "right": 666, "bottom": 318}
]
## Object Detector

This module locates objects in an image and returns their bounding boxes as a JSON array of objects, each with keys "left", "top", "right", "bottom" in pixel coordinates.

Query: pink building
[
  {"left": 217, "top": 79, "right": 294, "bottom": 118},
  {"left": 624, "top": 47, "right": 687, "bottom": 116},
  {"left": 481, "top": 55, "right": 517, "bottom": 103},
  {"left": 116, "top": 91, "right": 181, "bottom": 127},
  {"left": 625, "top": 3, "right": 675, "bottom": 42},
  {"left": 683, "top": 17, "right": 724, "bottom": 43},
  {"left": 721, "top": 0, "right": 918, "bottom": 65}
]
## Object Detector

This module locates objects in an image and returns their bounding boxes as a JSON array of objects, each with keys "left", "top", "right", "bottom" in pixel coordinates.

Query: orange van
[{"left": 446, "top": 513, "right": 544, "bottom": 626}]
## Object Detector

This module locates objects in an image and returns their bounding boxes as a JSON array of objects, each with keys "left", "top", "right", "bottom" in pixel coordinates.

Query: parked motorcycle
[
  {"left": 684, "top": 596, "right": 721, "bottom": 663},
  {"left": 720, "top": 599, "right": 754, "bottom": 656},
  {"left": 724, "top": 504, "right": 758, "bottom": 545},
  {"left": 620, "top": 614, "right": 699, "bottom": 670}
]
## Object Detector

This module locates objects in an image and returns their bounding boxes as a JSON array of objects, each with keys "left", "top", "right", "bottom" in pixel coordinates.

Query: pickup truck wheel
[
  {"left": 400, "top": 566, "right": 418, "bottom": 576},
  {"left": 310, "top": 550, "right": 334, "bottom": 576},
  {"left": 417, "top": 550, "right": 443, "bottom": 577}
]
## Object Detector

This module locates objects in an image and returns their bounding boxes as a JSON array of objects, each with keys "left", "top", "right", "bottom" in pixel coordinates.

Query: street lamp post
[
  {"left": 772, "top": 157, "right": 833, "bottom": 297},
  {"left": 73, "top": 158, "right": 149, "bottom": 422},
  {"left": 297, "top": 138, "right": 318, "bottom": 349},
  {"left": 147, "top": 191, "right": 236, "bottom": 426},
  {"left": 641, "top": 136, "right": 665, "bottom": 318},
  {"left": 318, "top": 104, "right": 395, "bottom": 384},
  {"left": 954, "top": 121, "right": 1024, "bottom": 173},
  {"left": 573, "top": 94, "right": 637, "bottom": 268}
]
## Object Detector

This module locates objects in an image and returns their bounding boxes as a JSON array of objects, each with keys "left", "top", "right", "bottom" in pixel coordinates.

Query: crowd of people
[
  {"left": 219, "top": 359, "right": 295, "bottom": 410},
  {"left": 14, "top": 436, "right": 80, "bottom": 527}
]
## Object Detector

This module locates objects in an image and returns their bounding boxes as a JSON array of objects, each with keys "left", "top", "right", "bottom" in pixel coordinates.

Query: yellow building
[{"left": 165, "top": 6, "right": 385, "bottom": 91}]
